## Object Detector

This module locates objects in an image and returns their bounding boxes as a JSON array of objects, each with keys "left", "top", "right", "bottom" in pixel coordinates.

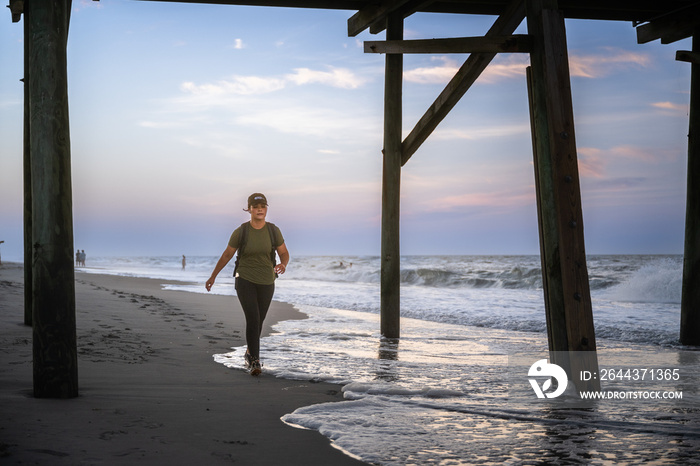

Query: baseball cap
[{"left": 248, "top": 193, "right": 268, "bottom": 207}]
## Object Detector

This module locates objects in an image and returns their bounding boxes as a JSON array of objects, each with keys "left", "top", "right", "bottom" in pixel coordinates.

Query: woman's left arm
[{"left": 274, "top": 243, "right": 290, "bottom": 275}]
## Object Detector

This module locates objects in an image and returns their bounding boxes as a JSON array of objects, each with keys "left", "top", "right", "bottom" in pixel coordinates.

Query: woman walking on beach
[{"left": 206, "top": 193, "right": 289, "bottom": 376}]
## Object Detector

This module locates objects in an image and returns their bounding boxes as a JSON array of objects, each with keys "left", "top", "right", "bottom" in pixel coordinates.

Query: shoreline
[{"left": 0, "top": 262, "right": 365, "bottom": 465}]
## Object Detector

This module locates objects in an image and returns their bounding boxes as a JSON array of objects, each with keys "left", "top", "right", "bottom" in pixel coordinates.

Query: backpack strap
[
  {"left": 267, "top": 222, "right": 278, "bottom": 276},
  {"left": 233, "top": 222, "right": 249, "bottom": 277},
  {"left": 267, "top": 222, "right": 277, "bottom": 263}
]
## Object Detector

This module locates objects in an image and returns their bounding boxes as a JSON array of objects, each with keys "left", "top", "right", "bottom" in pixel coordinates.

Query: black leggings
[{"left": 235, "top": 277, "right": 275, "bottom": 360}]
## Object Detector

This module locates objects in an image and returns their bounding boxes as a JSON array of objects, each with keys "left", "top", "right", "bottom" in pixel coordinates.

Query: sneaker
[
  {"left": 249, "top": 359, "right": 262, "bottom": 376},
  {"left": 244, "top": 352, "right": 254, "bottom": 369}
]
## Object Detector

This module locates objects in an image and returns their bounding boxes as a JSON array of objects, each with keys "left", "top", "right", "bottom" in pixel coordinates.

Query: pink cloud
[
  {"left": 403, "top": 47, "right": 650, "bottom": 86},
  {"left": 577, "top": 147, "right": 606, "bottom": 178},
  {"left": 569, "top": 48, "right": 650, "bottom": 78},
  {"left": 652, "top": 101, "right": 689, "bottom": 115},
  {"left": 404, "top": 56, "right": 528, "bottom": 85},
  {"left": 576, "top": 143, "right": 666, "bottom": 179},
  {"left": 610, "top": 144, "right": 659, "bottom": 163},
  {"left": 480, "top": 56, "right": 529, "bottom": 83},
  {"left": 404, "top": 57, "right": 459, "bottom": 84}
]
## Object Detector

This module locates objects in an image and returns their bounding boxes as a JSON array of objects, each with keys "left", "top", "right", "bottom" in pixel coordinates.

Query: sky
[{"left": 0, "top": 0, "right": 693, "bottom": 259}]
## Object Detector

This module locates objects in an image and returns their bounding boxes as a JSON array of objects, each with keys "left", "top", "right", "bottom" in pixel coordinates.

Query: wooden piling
[
  {"left": 27, "top": 0, "right": 78, "bottom": 398},
  {"left": 380, "top": 12, "right": 403, "bottom": 339},
  {"left": 527, "top": 66, "right": 567, "bottom": 355},
  {"left": 23, "top": 10, "right": 32, "bottom": 327},
  {"left": 681, "top": 31, "right": 700, "bottom": 347},
  {"left": 526, "top": 0, "right": 599, "bottom": 386}
]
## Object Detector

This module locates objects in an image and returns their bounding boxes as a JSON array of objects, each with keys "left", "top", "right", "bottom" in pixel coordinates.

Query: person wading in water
[{"left": 206, "top": 193, "right": 289, "bottom": 376}]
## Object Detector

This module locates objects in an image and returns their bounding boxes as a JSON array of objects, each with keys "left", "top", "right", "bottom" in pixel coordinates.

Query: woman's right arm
[{"left": 206, "top": 245, "right": 236, "bottom": 291}]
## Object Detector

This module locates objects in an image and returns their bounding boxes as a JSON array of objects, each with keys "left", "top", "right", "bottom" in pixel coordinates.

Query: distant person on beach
[
  {"left": 0, "top": 240, "right": 3, "bottom": 265},
  {"left": 182, "top": 255, "right": 186, "bottom": 270},
  {"left": 76, "top": 250, "right": 86, "bottom": 267},
  {"left": 205, "top": 193, "right": 289, "bottom": 376}
]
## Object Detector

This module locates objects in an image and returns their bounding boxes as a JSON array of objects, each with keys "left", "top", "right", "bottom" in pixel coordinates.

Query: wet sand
[{"left": 0, "top": 263, "right": 365, "bottom": 465}]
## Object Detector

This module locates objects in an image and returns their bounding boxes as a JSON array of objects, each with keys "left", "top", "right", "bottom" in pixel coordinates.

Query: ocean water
[{"left": 80, "top": 255, "right": 700, "bottom": 464}]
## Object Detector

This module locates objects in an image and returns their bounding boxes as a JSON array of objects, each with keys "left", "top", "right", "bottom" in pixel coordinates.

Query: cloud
[
  {"left": 402, "top": 55, "right": 533, "bottom": 85},
  {"left": 433, "top": 123, "right": 530, "bottom": 141},
  {"left": 480, "top": 56, "right": 529, "bottom": 83},
  {"left": 569, "top": 47, "right": 650, "bottom": 78},
  {"left": 578, "top": 147, "right": 606, "bottom": 178},
  {"left": 231, "top": 38, "right": 245, "bottom": 50},
  {"left": 568, "top": 143, "right": 670, "bottom": 182},
  {"left": 179, "top": 66, "right": 366, "bottom": 100},
  {"left": 652, "top": 101, "right": 689, "bottom": 115},
  {"left": 401, "top": 172, "right": 535, "bottom": 214},
  {"left": 181, "top": 76, "right": 286, "bottom": 97},
  {"left": 610, "top": 144, "right": 661, "bottom": 163},
  {"left": 404, "top": 57, "right": 459, "bottom": 84},
  {"left": 404, "top": 55, "right": 528, "bottom": 85},
  {"left": 403, "top": 47, "right": 650, "bottom": 86},
  {"left": 402, "top": 56, "right": 528, "bottom": 85},
  {"left": 577, "top": 144, "right": 670, "bottom": 181},
  {"left": 235, "top": 106, "right": 376, "bottom": 138},
  {"left": 286, "top": 67, "right": 367, "bottom": 89},
  {"left": 140, "top": 67, "right": 378, "bottom": 143}
]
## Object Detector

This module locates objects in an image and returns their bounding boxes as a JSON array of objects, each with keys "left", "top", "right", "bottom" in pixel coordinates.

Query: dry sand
[{"left": 0, "top": 262, "right": 365, "bottom": 465}]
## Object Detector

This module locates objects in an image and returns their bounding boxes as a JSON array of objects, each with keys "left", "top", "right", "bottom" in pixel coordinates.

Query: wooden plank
[
  {"left": 368, "top": 0, "right": 437, "bottom": 35},
  {"left": 23, "top": 12, "right": 32, "bottom": 327},
  {"left": 132, "top": 1, "right": 685, "bottom": 23},
  {"left": 365, "top": 35, "right": 532, "bottom": 54},
  {"left": 527, "top": 66, "right": 566, "bottom": 357},
  {"left": 348, "top": 3, "right": 384, "bottom": 37},
  {"left": 348, "top": 0, "right": 412, "bottom": 37},
  {"left": 9, "top": 0, "right": 23, "bottom": 22},
  {"left": 636, "top": 3, "right": 700, "bottom": 44},
  {"left": 681, "top": 32, "right": 700, "bottom": 346},
  {"left": 401, "top": 0, "right": 526, "bottom": 165},
  {"left": 348, "top": 0, "right": 433, "bottom": 36},
  {"left": 677, "top": 50, "right": 700, "bottom": 65},
  {"left": 27, "top": 0, "right": 78, "bottom": 399},
  {"left": 527, "top": 0, "right": 599, "bottom": 389},
  {"left": 380, "top": 12, "right": 403, "bottom": 339}
]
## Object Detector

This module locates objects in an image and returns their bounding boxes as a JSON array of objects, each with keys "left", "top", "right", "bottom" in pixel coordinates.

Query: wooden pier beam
[
  {"left": 27, "top": 0, "right": 79, "bottom": 398},
  {"left": 380, "top": 12, "right": 403, "bottom": 339},
  {"left": 526, "top": 0, "right": 599, "bottom": 384},
  {"left": 364, "top": 35, "right": 533, "bottom": 55},
  {"left": 681, "top": 31, "right": 700, "bottom": 347},
  {"left": 23, "top": 9, "right": 33, "bottom": 327}
]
